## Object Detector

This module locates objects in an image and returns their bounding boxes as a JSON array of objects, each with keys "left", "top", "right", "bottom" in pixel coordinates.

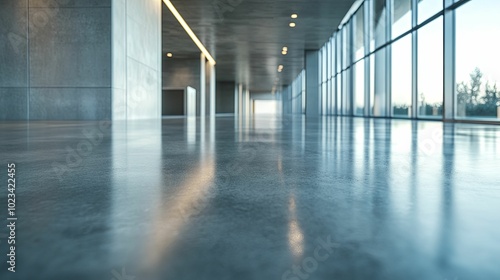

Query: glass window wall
[
  {"left": 455, "top": 0, "right": 500, "bottom": 120},
  {"left": 418, "top": 16, "right": 443, "bottom": 117},
  {"left": 392, "top": 34, "right": 412, "bottom": 117},
  {"left": 282, "top": 0, "right": 499, "bottom": 123}
]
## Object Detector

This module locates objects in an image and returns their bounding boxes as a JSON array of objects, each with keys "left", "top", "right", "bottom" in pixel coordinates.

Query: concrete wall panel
[
  {"left": 0, "top": 88, "right": 28, "bottom": 120},
  {"left": 29, "top": 7, "right": 111, "bottom": 87},
  {"left": 29, "top": 0, "right": 111, "bottom": 8},
  {"left": 126, "top": 58, "right": 159, "bottom": 119},
  {"left": 29, "top": 88, "right": 111, "bottom": 120},
  {"left": 0, "top": 1, "right": 28, "bottom": 87},
  {"left": 162, "top": 58, "right": 201, "bottom": 91},
  {"left": 0, "top": 0, "right": 160, "bottom": 120},
  {"left": 126, "top": 16, "right": 157, "bottom": 71}
]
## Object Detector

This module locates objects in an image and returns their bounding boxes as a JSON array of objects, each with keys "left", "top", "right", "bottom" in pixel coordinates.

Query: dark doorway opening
[{"left": 162, "top": 89, "right": 185, "bottom": 116}]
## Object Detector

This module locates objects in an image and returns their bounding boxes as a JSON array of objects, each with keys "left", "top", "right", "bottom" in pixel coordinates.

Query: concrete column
[
  {"left": 234, "top": 83, "right": 239, "bottom": 115},
  {"left": 208, "top": 62, "right": 216, "bottom": 117},
  {"left": 305, "top": 50, "right": 320, "bottom": 117},
  {"left": 238, "top": 84, "right": 245, "bottom": 117},
  {"left": 112, "top": 0, "right": 162, "bottom": 120},
  {"left": 241, "top": 85, "right": 249, "bottom": 116},
  {"left": 200, "top": 53, "right": 206, "bottom": 117}
]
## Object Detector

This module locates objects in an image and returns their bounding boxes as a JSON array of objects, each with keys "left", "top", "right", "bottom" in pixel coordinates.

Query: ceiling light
[
  {"left": 163, "top": 0, "right": 216, "bottom": 65},
  {"left": 282, "top": 51, "right": 287, "bottom": 55},
  {"left": 289, "top": 22, "right": 296, "bottom": 28},
  {"left": 291, "top": 14, "right": 298, "bottom": 19},
  {"left": 282, "top": 46, "right": 288, "bottom": 51},
  {"left": 167, "top": 52, "right": 173, "bottom": 57},
  {"left": 278, "top": 65, "right": 284, "bottom": 72}
]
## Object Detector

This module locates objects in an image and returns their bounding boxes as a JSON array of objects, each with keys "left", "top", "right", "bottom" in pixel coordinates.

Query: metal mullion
[
  {"left": 349, "top": 20, "right": 354, "bottom": 116},
  {"left": 443, "top": 0, "right": 455, "bottom": 121},
  {"left": 411, "top": 0, "right": 418, "bottom": 118},
  {"left": 386, "top": 0, "right": 393, "bottom": 117},
  {"left": 364, "top": 1, "right": 371, "bottom": 117}
]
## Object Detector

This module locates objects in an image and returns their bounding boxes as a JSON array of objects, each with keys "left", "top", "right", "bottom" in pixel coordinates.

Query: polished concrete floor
[{"left": 0, "top": 115, "right": 499, "bottom": 280}]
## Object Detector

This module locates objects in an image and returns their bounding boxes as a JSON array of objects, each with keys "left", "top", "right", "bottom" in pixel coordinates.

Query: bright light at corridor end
[{"left": 163, "top": 0, "right": 216, "bottom": 65}]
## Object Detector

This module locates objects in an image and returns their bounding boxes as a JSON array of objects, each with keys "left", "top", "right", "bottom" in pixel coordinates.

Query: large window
[
  {"left": 373, "top": 47, "right": 387, "bottom": 116},
  {"left": 372, "top": 0, "right": 388, "bottom": 51},
  {"left": 333, "top": 76, "right": 337, "bottom": 115},
  {"left": 392, "top": 0, "right": 412, "bottom": 39},
  {"left": 329, "top": 37, "right": 335, "bottom": 114},
  {"left": 418, "top": 16, "right": 443, "bottom": 118},
  {"left": 455, "top": 0, "right": 500, "bottom": 119},
  {"left": 337, "top": 72, "right": 342, "bottom": 113},
  {"left": 369, "top": 54, "right": 375, "bottom": 116},
  {"left": 254, "top": 100, "right": 278, "bottom": 115},
  {"left": 354, "top": 5, "right": 365, "bottom": 61},
  {"left": 392, "top": 35, "right": 412, "bottom": 117},
  {"left": 342, "top": 23, "right": 351, "bottom": 69},
  {"left": 320, "top": 49, "right": 327, "bottom": 114},
  {"left": 336, "top": 33, "right": 342, "bottom": 74},
  {"left": 283, "top": 0, "right": 499, "bottom": 123},
  {"left": 354, "top": 60, "right": 365, "bottom": 116},
  {"left": 418, "top": 0, "right": 442, "bottom": 24}
]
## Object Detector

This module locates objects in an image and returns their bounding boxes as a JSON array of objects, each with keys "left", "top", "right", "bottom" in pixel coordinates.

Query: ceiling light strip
[{"left": 163, "top": 0, "right": 216, "bottom": 65}]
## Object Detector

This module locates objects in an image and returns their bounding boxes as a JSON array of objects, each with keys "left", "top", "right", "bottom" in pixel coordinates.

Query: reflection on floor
[{"left": 0, "top": 116, "right": 499, "bottom": 280}]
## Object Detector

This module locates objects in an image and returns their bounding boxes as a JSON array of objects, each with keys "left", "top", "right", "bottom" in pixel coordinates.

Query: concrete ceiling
[{"left": 162, "top": 0, "right": 356, "bottom": 92}]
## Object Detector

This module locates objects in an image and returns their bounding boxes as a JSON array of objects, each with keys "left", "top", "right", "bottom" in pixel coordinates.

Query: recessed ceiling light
[
  {"left": 291, "top": 14, "right": 298, "bottom": 19},
  {"left": 289, "top": 22, "right": 296, "bottom": 28},
  {"left": 282, "top": 51, "right": 287, "bottom": 55},
  {"left": 278, "top": 65, "right": 284, "bottom": 72},
  {"left": 282, "top": 46, "right": 288, "bottom": 51},
  {"left": 167, "top": 52, "right": 173, "bottom": 57}
]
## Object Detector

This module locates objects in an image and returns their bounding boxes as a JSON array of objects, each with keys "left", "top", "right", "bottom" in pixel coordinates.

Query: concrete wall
[
  {"left": 162, "top": 58, "right": 201, "bottom": 115},
  {"left": 112, "top": 0, "right": 162, "bottom": 120},
  {"left": 216, "top": 82, "right": 235, "bottom": 113},
  {"left": 0, "top": 0, "right": 112, "bottom": 120}
]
